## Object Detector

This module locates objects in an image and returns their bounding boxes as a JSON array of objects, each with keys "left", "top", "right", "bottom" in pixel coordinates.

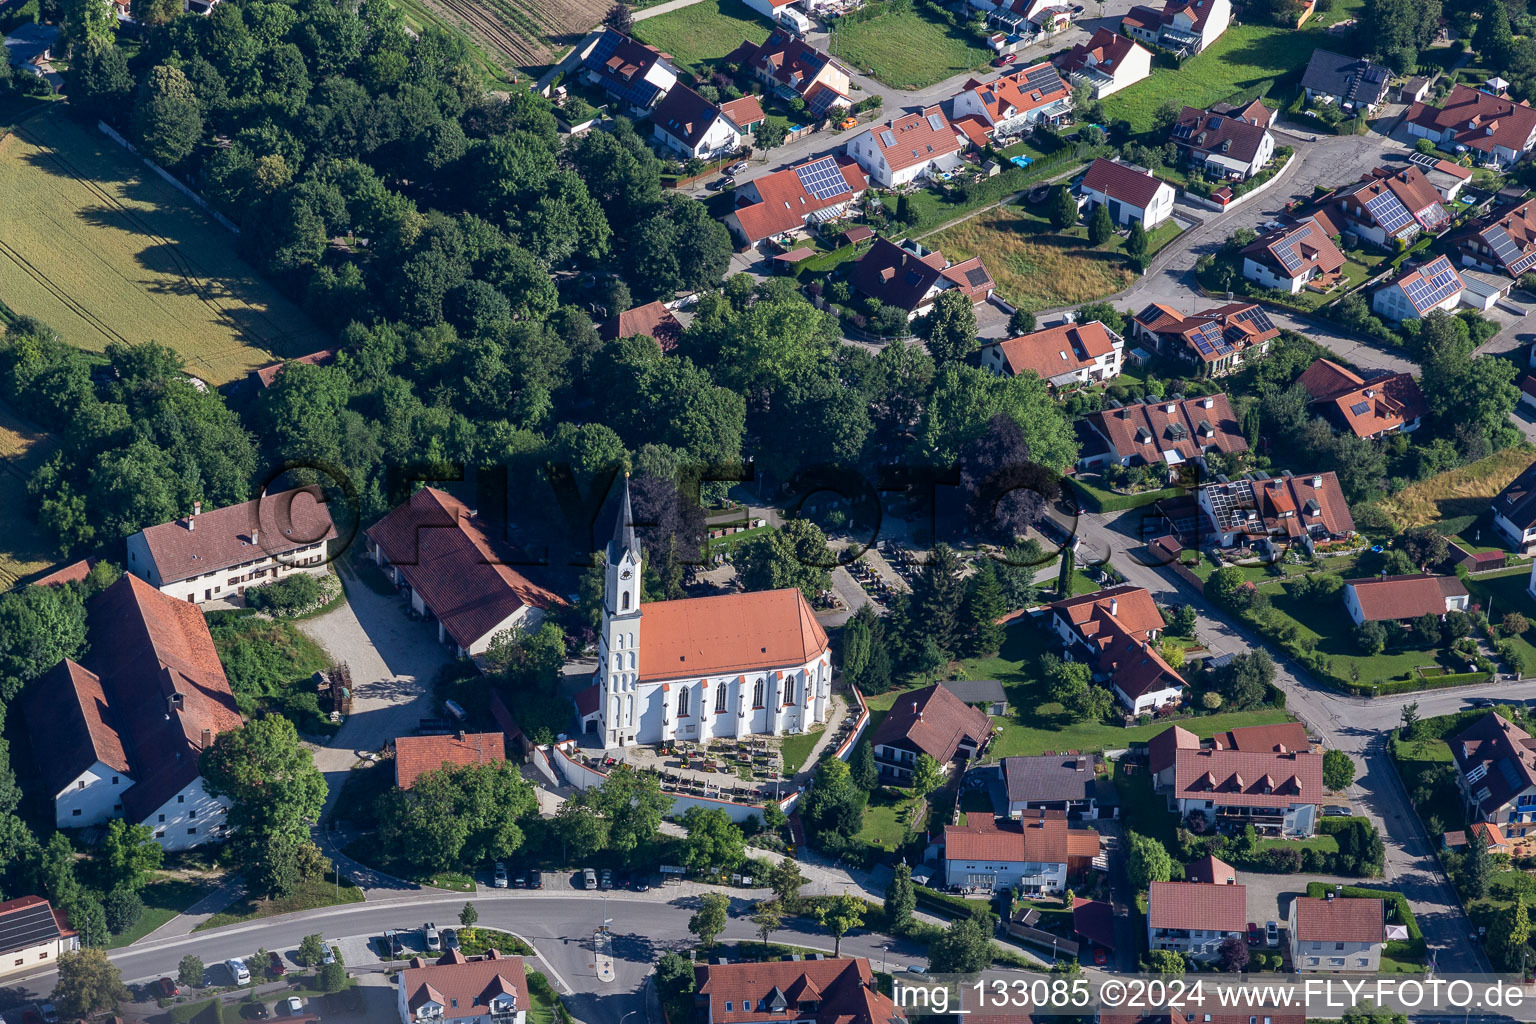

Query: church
[{"left": 578, "top": 479, "right": 833, "bottom": 749}]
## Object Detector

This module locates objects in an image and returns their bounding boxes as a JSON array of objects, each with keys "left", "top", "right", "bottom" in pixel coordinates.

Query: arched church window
[
  {"left": 753, "top": 678, "right": 765, "bottom": 708},
  {"left": 621, "top": 591, "right": 631, "bottom": 611},
  {"left": 678, "top": 689, "right": 689, "bottom": 716},
  {"left": 715, "top": 682, "right": 726, "bottom": 712}
]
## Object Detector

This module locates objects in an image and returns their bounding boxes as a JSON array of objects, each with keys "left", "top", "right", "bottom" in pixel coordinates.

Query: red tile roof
[
  {"left": 1058, "top": 29, "right": 1146, "bottom": 79},
  {"left": 943, "top": 815, "right": 1099, "bottom": 864},
  {"left": 1133, "top": 302, "right": 1280, "bottom": 365},
  {"left": 1344, "top": 572, "right": 1468, "bottom": 621},
  {"left": 599, "top": 301, "right": 683, "bottom": 353},
  {"left": 251, "top": 348, "right": 339, "bottom": 389},
  {"left": 745, "top": 31, "right": 845, "bottom": 104},
  {"left": 1291, "top": 897, "right": 1384, "bottom": 943},
  {"left": 1086, "top": 393, "right": 1248, "bottom": 463},
  {"left": 1200, "top": 471, "right": 1355, "bottom": 541},
  {"left": 29, "top": 659, "right": 129, "bottom": 797},
  {"left": 394, "top": 732, "right": 506, "bottom": 789},
  {"left": 695, "top": 957, "right": 903, "bottom": 1024},
  {"left": 638, "top": 588, "right": 828, "bottom": 683},
  {"left": 30, "top": 557, "right": 97, "bottom": 587},
  {"left": 1331, "top": 166, "right": 1451, "bottom": 237},
  {"left": 1450, "top": 712, "right": 1536, "bottom": 819},
  {"left": 400, "top": 951, "right": 530, "bottom": 1022},
  {"left": 1380, "top": 255, "right": 1464, "bottom": 314},
  {"left": 1463, "top": 198, "right": 1536, "bottom": 274},
  {"left": 0, "top": 895, "right": 73, "bottom": 954},
  {"left": 984, "top": 320, "right": 1119, "bottom": 379},
  {"left": 719, "top": 94, "right": 766, "bottom": 128},
  {"left": 1072, "top": 897, "right": 1116, "bottom": 948},
  {"left": 1049, "top": 586, "right": 1186, "bottom": 702},
  {"left": 730, "top": 156, "right": 867, "bottom": 244},
  {"left": 1147, "top": 881, "right": 1246, "bottom": 932},
  {"left": 1184, "top": 853, "right": 1236, "bottom": 884},
  {"left": 1172, "top": 106, "right": 1270, "bottom": 163},
  {"left": 864, "top": 106, "right": 963, "bottom": 173},
  {"left": 1148, "top": 723, "right": 1197, "bottom": 776},
  {"left": 1295, "top": 358, "right": 1427, "bottom": 438},
  {"left": 1241, "top": 216, "right": 1345, "bottom": 281},
  {"left": 1172, "top": 747, "right": 1324, "bottom": 809},
  {"left": 1050, "top": 584, "right": 1164, "bottom": 639},
  {"left": 871, "top": 682, "right": 994, "bottom": 762},
  {"left": 1407, "top": 84, "right": 1536, "bottom": 159},
  {"left": 134, "top": 486, "right": 338, "bottom": 587},
  {"left": 848, "top": 238, "right": 991, "bottom": 313},
  {"left": 1081, "top": 157, "right": 1171, "bottom": 212},
  {"left": 365, "top": 488, "right": 565, "bottom": 651},
  {"left": 957, "top": 62, "right": 1070, "bottom": 126},
  {"left": 1444, "top": 821, "right": 1510, "bottom": 850},
  {"left": 1213, "top": 722, "right": 1310, "bottom": 753}
]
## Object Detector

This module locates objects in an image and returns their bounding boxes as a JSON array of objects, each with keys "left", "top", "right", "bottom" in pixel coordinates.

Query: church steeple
[
  {"left": 599, "top": 474, "right": 643, "bottom": 747},
  {"left": 608, "top": 473, "right": 639, "bottom": 563}
]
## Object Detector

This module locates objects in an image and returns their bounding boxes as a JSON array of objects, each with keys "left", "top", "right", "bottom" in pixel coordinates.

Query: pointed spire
[{"left": 609, "top": 473, "right": 638, "bottom": 561}]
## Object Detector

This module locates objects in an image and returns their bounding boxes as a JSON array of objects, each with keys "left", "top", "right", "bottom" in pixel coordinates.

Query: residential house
[
  {"left": 248, "top": 348, "right": 339, "bottom": 390},
  {"left": 1171, "top": 746, "right": 1324, "bottom": 836},
  {"left": 1407, "top": 151, "right": 1473, "bottom": 202},
  {"left": 576, "top": 29, "right": 678, "bottom": 114},
  {"left": 396, "top": 949, "right": 529, "bottom": 1024},
  {"left": 1129, "top": 301, "right": 1279, "bottom": 375},
  {"left": 1046, "top": 586, "right": 1186, "bottom": 714},
  {"left": 1325, "top": 166, "right": 1451, "bottom": 249},
  {"left": 1458, "top": 197, "right": 1536, "bottom": 278},
  {"left": 722, "top": 155, "right": 867, "bottom": 248},
  {"left": 1209, "top": 96, "right": 1276, "bottom": 127},
  {"left": 0, "top": 896, "right": 77, "bottom": 981},
  {"left": 1170, "top": 105, "right": 1274, "bottom": 179},
  {"left": 1146, "top": 881, "right": 1246, "bottom": 960},
  {"left": 1213, "top": 722, "right": 1312, "bottom": 753},
  {"left": 599, "top": 301, "right": 683, "bottom": 354},
  {"left": 1301, "top": 50, "right": 1391, "bottom": 116},
  {"left": 1296, "top": 358, "right": 1427, "bottom": 439},
  {"left": 124, "top": 487, "right": 337, "bottom": 606},
  {"left": 1001, "top": 754, "right": 1108, "bottom": 818},
  {"left": 1491, "top": 460, "right": 1536, "bottom": 553},
  {"left": 942, "top": 815, "right": 1101, "bottom": 893},
  {"left": 1196, "top": 470, "right": 1355, "bottom": 553},
  {"left": 693, "top": 956, "right": 904, "bottom": 1024},
  {"left": 742, "top": 31, "right": 851, "bottom": 117},
  {"left": 1055, "top": 29, "right": 1152, "bottom": 99},
  {"left": 650, "top": 84, "right": 741, "bottom": 160},
  {"left": 719, "top": 95, "right": 766, "bottom": 135},
  {"left": 1340, "top": 573, "right": 1470, "bottom": 626},
  {"left": 1372, "top": 254, "right": 1465, "bottom": 322},
  {"left": 1288, "top": 897, "right": 1386, "bottom": 972},
  {"left": 22, "top": 575, "right": 243, "bottom": 849},
  {"left": 949, "top": 62, "right": 1072, "bottom": 146},
  {"left": 869, "top": 683, "right": 994, "bottom": 781},
  {"left": 1443, "top": 821, "right": 1513, "bottom": 855},
  {"left": 395, "top": 732, "right": 506, "bottom": 790},
  {"left": 1240, "top": 216, "right": 1346, "bottom": 294},
  {"left": 364, "top": 487, "right": 565, "bottom": 659},
  {"left": 1451, "top": 712, "right": 1536, "bottom": 839},
  {"left": 979, "top": 320, "right": 1124, "bottom": 387},
  {"left": 1149, "top": 724, "right": 1197, "bottom": 790},
  {"left": 1120, "top": 0, "right": 1230, "bottom": 54},
  {"left": 1406, "top": 83, "right": 1536, "bottom": 168},
  {"left": 846, "top": 237, "right": 994, "bottom": 318},
  {"left": 3, "top": 23, "right": 58, "bottom": 87},
  {"left": 1079, "top": 393, "right": 1248, "bottom": 471},
  {"left": 845, "top": 106, "right": 964, "bottom": 188},
  {"left": 1078, "top": 158, "right": 1176, "bottom": 228},
  {"left": 1184, "top": 853, "right": 1236, "bottom": 885}
]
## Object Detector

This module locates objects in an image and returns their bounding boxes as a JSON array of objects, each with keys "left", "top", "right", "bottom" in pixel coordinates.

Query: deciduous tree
[
  {"left": 689, "top": 892, "right": 730, "bottom": 947},
  {"left": 133, "top": 65, "right": 203, "bottom": 166},
  {"left": 51, "top": 948, "right": 129, "bottom": 1019}
]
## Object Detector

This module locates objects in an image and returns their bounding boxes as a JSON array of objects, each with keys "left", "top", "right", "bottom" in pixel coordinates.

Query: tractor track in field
[{"left": 430, "top": 0, "right": 546, "bottom": 66}]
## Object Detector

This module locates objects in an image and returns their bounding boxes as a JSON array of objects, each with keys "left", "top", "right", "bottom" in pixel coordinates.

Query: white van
[{"left": 225, "top": 958, "right": 250, "bottom": 984}]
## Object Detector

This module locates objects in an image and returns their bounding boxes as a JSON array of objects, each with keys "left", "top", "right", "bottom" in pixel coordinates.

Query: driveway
[{"left": 1234, "top": 868, "right": 1368, "bottom": 935}]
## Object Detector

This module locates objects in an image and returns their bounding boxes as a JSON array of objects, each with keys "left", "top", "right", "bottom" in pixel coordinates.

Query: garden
[
  {"left": 632, "top": 0, "right": 772, "bottom": 72},
  {"left": 826, "top": 1, "right": 992, "bottom": 90}
]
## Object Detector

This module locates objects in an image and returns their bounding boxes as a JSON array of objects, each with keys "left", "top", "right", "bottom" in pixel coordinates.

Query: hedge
[{"left": 1067, "top": 479, "right": 1186, "bottom": 514}]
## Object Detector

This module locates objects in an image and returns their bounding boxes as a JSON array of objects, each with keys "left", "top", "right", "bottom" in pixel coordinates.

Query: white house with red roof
[
  {"left": 1077, "top": 158, "right": 1175, "bottom": 227},
  {"left": 586, "top": 478, "right": 831, "bottom": 749},
  {"left": 125, "top": 486, "right": 337, "bottom": 606},
  {"left": 1240, "top": 216, "right": 1346, "bottom": 294},
  {"left": 1056, "top": 29, "right": 1152, "bottom": 99},
  {"left": 950, "top": 62, "right": 1072, "bottom": 142},
  {"left": 650, "top": 84, "right": 742, "bottom": 160},
  {"left": 1406, "top": 83, "right": 1536, "bottom": 168},
  {"left": 1130, "top": 301, "right": 1279, "bottom": 375},
  {"left": 0, "top": 896, "right": 78, "bottom": 981},
  {"left": 1372, "top": 254, "right": 1465, "bottom": 322},
  {"left": 576, "top": 28, "right": 678, "bottom": 115},
  {"left": 845, "top": 106, "right": 964, "bottom": 188},
  {"left": 1197, "top": 471, "right": 1355, "bottom": 552},
  {"left": 396, "top": 949, "right": 529, "bottom": 1024},
  {"left": 980, "top": 319, "right": 1124, "bottom": 387},
  {"left": 1173, "top": 745, "right": 1323, "bottom": 836},
  {"left": 741, "top": 31, "right": 849, "bottom": 115},
  {"left": 1459, "top": 197, "right": 1536, "bottom": 278},
  {"left": 1147, "top": 881, "right": 1246, "bottom": 959},
  {"left": 941, "top": 815, "right": 1101, "bottom": 893},
  {"left": 1341, "top": 573, "right": 1468, "bottom": 626},
  {"left": 1325, "top": 166, "right": 1451, "bottom": 250},
  {"left": 723, "top": 155, "right": 867, "bottom": 249},
  {"left": 1289, "top": 897, "right": 1386, "bottom": 972},
  {"left": 870, "top": 683, "right": 993, "bottom": 781},
  {"left": 1120, "top": 0, "right": 1228, "bottom": 54},
  {"left": 1170, "top": 104, "right": 1274, "bottom": 179},
  {"left": 1046, "top": 586, "right": 1186, "bottom": 714},
  {"left": 694, "top": 956, "right": 903, "bottom": 1024},
  {"left": 846, "top": 237, "right": 994, "bottom": 318}
]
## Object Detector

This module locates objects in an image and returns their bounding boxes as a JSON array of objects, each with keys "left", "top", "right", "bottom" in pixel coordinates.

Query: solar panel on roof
[
  {"left": 793, "top": 157, "right": 852, "bottom": 201},
  {"left": 1402, "top": 258, "right": 1461, "bottom": 312},
  {"left": 1511, "top": 250, "right": 1536, "bottom": 276},
  {"left": 1275, "top": 224, "right": 1310, "bottom": 273},
  {"left": 1350, "top": 401, "right": 1372, "bottom": 416},
  {"left": 965, "top": 267, "right": 990, "bottom": 286},
  {"left": 0, "top": 901, "right": 61, "bottom": 955},
  {"left": 1231, "top": 306, "right": 1275, "bottom": 334},
  {"left": 1365, "top": 189, "right": 1414, "bottom": 235}
]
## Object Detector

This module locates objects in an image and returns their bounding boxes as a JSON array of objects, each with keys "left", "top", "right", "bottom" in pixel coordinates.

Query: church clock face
[{"left": 620, "top": 569, "right": 633, "bottom": 580}]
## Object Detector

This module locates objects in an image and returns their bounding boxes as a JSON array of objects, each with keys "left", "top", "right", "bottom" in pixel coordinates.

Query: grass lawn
[
  {"left": 1378, "top": 447, "right": 1536, "bottom": 530},
  {"left": 1464, "top": 566, "right": 1536, "bottom": 668},
  {"left": 194, "top": 877, "right": 364, "bottom": 931},
  {"left": 106, "top": 875, "right": 217, "bottom": 948},
  {"left": 1100, "top": 0, "right": 1364, "bottom": 132},
  {"left": 1067, "top": 474, "right": 1185, "bottom": 514},
  {"left": 340, "top": 839, "right": 476, "bottom": 892},
  {"left": 1430, "top": 509, "right": 1510, "bottom": 555},
  {"left": 633, "top": 0, "right": 771, "bottom": 71},
  {"left": 856, "top": 786, "right": 919, "bottom": 852},
  {"left": 0, "top": 399, "right": 63, "bottom": 592},
  {"left": 924, "top": 203, "right": 1136, "bottom": 313},
  {"left": 1265, "top": 587, "right": 1460, "bottom": 686},
  {"left": 0, "top": 107, "right": 329, "bottom": 385},
  {"left": 780, "top": 724, "right": 825, "bottom": 774},
  {"left": 1255, "top": 832, "right": 1337, "bottom": 857},
  {"left": 828, "top": 5, "right": 991, "bottom": 89}
]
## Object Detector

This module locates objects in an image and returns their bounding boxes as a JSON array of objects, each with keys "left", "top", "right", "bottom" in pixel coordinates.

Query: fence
[{"left": 97, "top": 121, "right": 241, "bottom": 235}]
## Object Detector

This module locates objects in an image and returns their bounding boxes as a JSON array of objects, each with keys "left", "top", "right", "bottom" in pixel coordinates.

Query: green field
[
  {"left": 0, "top": 106, "right": 328, "bottom": 386},
  {"left": 828, "top": 5, "right": 991, "bottom": 89},
  {"left": 1465, "top": 566, "right": 1536, "bottom": 669},
  {"left": 633, "top": 0, "right": 771, "bottom": 71},
  {"left": 856, "top": 786, "right": 920, "bottom": 851},
  {"left": 0, "top": 399, "right": 61, "bottom": 591},
  {"left": 105, "top": 875, "right": 217, "bottom": 948},
  {"left": 1264, "top": 587, "right": 1461, "bottom": 686}
]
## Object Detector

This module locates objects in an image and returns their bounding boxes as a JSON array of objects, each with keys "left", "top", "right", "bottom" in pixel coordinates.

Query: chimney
[
  {"left": 194, "top": 500, "right": 202, "bottom": 517},
  {"left": 166, "top": 693, "right": 183, "bottom": 715},
  {"left": 251, "top": 529, "right": 259, "bottom": 545},
  {"left": 457, "top": 729, "right": 466, "bottom": 742},
  {"left": 1109, "top": 597, "right": 1118, "bottom": 617},
  {"left": 1312, "top": 475, "right": 1323, "bottom": 487},
  {"left": 186, "top": 515, "right": 194, "bottom": 532},
  {"left": 200, "top": 728, "right": 212, "bottom": 748}
]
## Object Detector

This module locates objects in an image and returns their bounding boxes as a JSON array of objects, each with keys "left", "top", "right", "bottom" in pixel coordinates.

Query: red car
[
  {"left": 268, "top": 951, "right": 286, "bottom": 977},
  {"left": 154, "top": 977, "right": 180, "bottom": 998},
  {"left": 992, "top": 53, "right": 1017, "bottom": 66},
  {"left": 1093, "top": 948, "right": 1108, "bottom": 966},
  {"left": 1247, "top": 922, "right": 1262, "bottom": 945}
]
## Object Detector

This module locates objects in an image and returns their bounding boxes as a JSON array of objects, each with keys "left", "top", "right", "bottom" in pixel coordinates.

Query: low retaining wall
[
  {"left": 1179, "top": 151, "right": 1294, "bottom": 214},
  {"left": 548, "top": 740, "right": 770, "bottom": 823},
  {"left": 97, "top": 121, "right": 240, "bottom": 234}
]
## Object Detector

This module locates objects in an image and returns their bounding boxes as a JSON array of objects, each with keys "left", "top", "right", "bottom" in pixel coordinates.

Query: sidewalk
[{"left": 140, "top": 873, "right": 251, "bottom": 941}]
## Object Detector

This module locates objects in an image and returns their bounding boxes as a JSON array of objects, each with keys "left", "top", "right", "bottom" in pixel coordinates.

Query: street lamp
[{"left": 880, "top": 944, "right": 889, "bottom": 974}]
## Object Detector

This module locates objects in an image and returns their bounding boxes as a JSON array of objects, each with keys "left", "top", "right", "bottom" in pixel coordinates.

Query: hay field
[
  {"left": 1377, "top": 447, "right": 1536, "bottom": 529},
  {"left": 0, "top": 400, "right": 62, "bottom": 591},
  {"left": 0, "top": 110, "right": 329, "bottom": 386}
]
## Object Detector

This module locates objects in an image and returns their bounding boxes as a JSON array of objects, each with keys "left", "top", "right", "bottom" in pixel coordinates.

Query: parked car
[
  {"left": 36, "top": 1007, "right": 57, "bottom": 1024},
  {"left": 226, "top": 958, "right": 251, "bottom": 985},
  {"left": 493, "top": 862, "right": 508, "bottom": 888},
  {"left": 529, "top": 869, "right": 543, "bottom": 889},
  {"left": 1247, "top": 922, "right": 1261, "bottom": 945},
  {"left": 726, "top": 161, "right": 749, "bottom": 175},
  {"left": 285, "top": 997, "right": 304, "bottom": 1015},
  {"left": 1323, "top": 804, "right": 1352, "bottom": 817},
  {"left": 425, "top": 922, "right": 441, "bottom": 951},
  {"left": 513, "top": 868, "right": 528, "bottom": 888},
  {"left": 837, "top": 116, "right": 857, "bottom": 130},
  {"left": 243, "top": 1003, "right": 270, "bottom": 1020},
  {"left": 599, "top": 868, "right": 614, "bottom": 890},
  {"left": 631, "top": 875, "right": 651, "bottom": 892},
  {"left": 443, "top": 927, "right": 459, "bottom": 950},
  {"left": 1266, "top": 920, "right": 1279, "bottom": 946},
  {"left": 1093, "top": 947, "right": 1107, "bottom": 965},
  {"left": 268, "top": 951, "right": 286, "bottom": 977},
  {"left": 583, "top": 867, "right": 598, "bottom": 889},
  {"left": 993, "top": 53, "right": 1016, "bottom": 66},
  {"left": 707, "top": 177, "right": 730, "bottom": 191},
  {"left": 154, "top": 978, "right": 180, "bottom": 999},
  {"left": 322, "top": 943, "right": 338, "bottom": 966}
]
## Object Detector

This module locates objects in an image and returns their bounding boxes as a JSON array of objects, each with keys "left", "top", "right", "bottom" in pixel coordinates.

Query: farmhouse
[
  {"left": 1449, "top": 712, "right": 1536, "bottom": 839},
  {"left": 394, "top": 732, "right": 506, "bottom": 790},
  {"left": 577, "top": 29, "right": 678, "bottom": 115},
  {"left": 1046, "top": 586, "right": 1187, "bottom": 714},
  {"left": 723, "top": 155, "right": 867, "bottom": 249},
  {"left": 845, "top": 107, "right": 964, "bottom": 188},
  {"left": 1371, "top": 255, "right": 1465, "bottom": 322},
  {"left": 1055, "top": 29, "right": 1152, "bottom": 99},
  {"left": 599, "top": 301, "right": 683, "bottom": 353},
  {"left": 23, "top": 575, "right": 242, "bottom": 849},
  {"left": 1340, "top": 573, "right": 1470, "bottom": 626},
  {"left": 979, "top": 319, "right": 1124, "bottom": 387},
  {"left": 1324, "top": 166, "right": 1450, "bottom": 249},
  {"left": 1491, "top": 461, "right": 1536, "bottom": 553},
  {"left": 846, "top": 237, "right": 995, "bottom": 318},
  {"left": 1295, "top": 358, "right": 1427, "bottom": 439},
  {"left": 1077, "top": 158, "right": 1176, "bottom": 228},
  {"left": 741, "top": 31, "right": 851, "bottom": 115},
  {"left": 1406, "top": 83, "right": 1536, "bottom": 168},
  {"left": 1129, "top": 301, "right": 1279, "bottom": 375},
  {"left": 1146, "top": 881, "right": 1246, "bottom": 960},
  {"left": 1196, "top": 470, "right": 1355, "bottom": 552},
  {"left": 1079, "top": 393, "right": 1247, "bottom": 471},
  {"left": 124, "top": 487, "right": 336, "bottom": 607},
  {"left": 0, "top": 896, "right": 77, "bottom": 981},
  {"left": 1171, "top": 745, "right": 1324, "bottom": 836},
  {"left": 1301, "top": 50, "right": 1391, "bottom": 116},
  {"left": 1170, "top": 105, "right": 1274, "bottom": 180},
  {"left": 941, "top": 815, "right": 1101, "bottom": 894},
  {"left": 1288, "top": 897, "right": 1386, "bottom": 973},
  {"left": 870, "top": 683, "right": 994, "bottom": 781},
  {"left": 1119, "top": 0, "right": 1230, "bottom": 55},
  {"left": 650, "top": 84, "right": 742, "bottom": 161},
  {"left": 1241, "top": 216, "right": 1346, "bottom": 294},
  {"left": 950, "top": 62, "right": 1072, "bottom": 144},
  {"left": 693, "top": 957, "right": 904, "bottom": 1024},
  {"left": 1458, "top": 198, "right": 1536, "bottom": 278},
  {"left": 364, "top": 487, "right": 565, "bottom": 659},
  {"left": 396, "top": 950, "right": 529, "bottom": 1024}
]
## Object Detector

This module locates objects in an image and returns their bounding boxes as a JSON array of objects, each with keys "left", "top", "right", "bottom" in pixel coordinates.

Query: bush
[
  {"left": 244, "top": 572, "right": 337, "bottom": 616},
  {"left": 104, "top": 887, "right": 144, "bottom": 934}
]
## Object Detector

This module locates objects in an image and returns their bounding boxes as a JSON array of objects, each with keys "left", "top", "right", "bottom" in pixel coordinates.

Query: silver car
[
  {"left": 583, "top": 867, "right": 598, "bottom": 889},
  {"left": 726, "top": 161, "right": 749, "bottom": 175},
  {"left": 424, "top": 922, "right": 441, "bottom": 951}
]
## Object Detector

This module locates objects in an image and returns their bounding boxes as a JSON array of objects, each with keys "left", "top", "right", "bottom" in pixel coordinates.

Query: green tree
[
  {"left": 961, "top": 560, "right": 1006, "bottom": 657},
  {"left": 928, "top": 915, "right": 992, "bottom": 973},
  {"left": 689, "top": 892, "right": 730, "bottom": 947},
  {"left": 376, "top": 760, "right": 536, "bottom": 874},
  {"left": 177, "top": 955, "right": 204, "bottom": 989},
  {"left": 1465, "top": 825, "right": 1494, "bottom": 899},
  {"left": 201, "top": 716, "right": 326, "bottom": 843},
  {"left": 101, "top": 819, "right": 163, "bottom": 892},
  {"left": 133, "top": 64, "right": 203, "bottom": 166},
  {"left": 815, "top": 893, "right": 865, "bottom": 956},
  {"left": 768, "top": 857, "right": 807, "bottom": 906},
  {"left": 297, "top": 934, "right": 327, "bottom": 968},
  {"left": 1124, "top": 219, "right": 1149, "bottom": 262},
  {"left": 681, "top": 806, "right": 747, "bottom": 873},
  {"left": 1127, "top": 831, "right": 1173, "bottom": 889},
  {"left": 850, "top": 741, "right": 879, "bottom": 792},
  {"left": 50, "top": 948, "right": 129, "bottom": 1019},
  {"left": 884, "top": 862, "right": 916, "bottom": 934},
  {"left": 1474, "top": 0, "right": 1515, "bottom": 65},
  {"left": 1148, "top": 949, "right": 1185, "bottom": 973},
  {"left": 460, "top": 903, "right": 479, "bottom": 929},
  {"left": 755, "top": 119, "right": 787, "bottom": 161},
  {"left": 1207, "top": 566, "right": 1247, "bottom": 608},
  {"left": 911, "top": 753, "right": 943, "bottom": 797},
  {"left": 800, "top": 757, "right": 866, "bottom": 844},
  {"left": 61, "top": 0, "right": 115, "bottom": 52},
  {"left": 573, "top": 764, "right": 670, "bottom": 865},
  {"left": 68, "top": 39, "right": 134, "bottom": 120},
  {"left": 751, "top": 900, "right": 784, "bottom": 947},
  {"left": 628, "top": 194, "right": 733, "bottom": 300},
  {"left": 1007, "top": 308, "right": 1036, "bottom": 336},
  {"left": 1491, "top": 895, "right": 1530, "bottom": 971},
  {"left": 1088, "top": 202, "right": 1114, "bottom": 245},
  {"left": 318, "top": 961, "right": 347, "bottom": 992},
  {"left": 102, "top": 888, "right": 143, "bottom": 935},
  {"left": 1323, "top": 749, "right": 1355, "bottom": 790},
  {"left": 1401, "top": 701, "right": 1421, "bottom": 738},
  {"left": 1049, "top": 186, "right": 1079, "bottom": 230},
  {"left": 921, "top": 290, "right": 979, "bottom": 365},
  {"left": 733, "top": 519, "right": 833, "bottom": 600},
  {"left": 1354, "top": 619, "right": 1387, "bottom": 655}
]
